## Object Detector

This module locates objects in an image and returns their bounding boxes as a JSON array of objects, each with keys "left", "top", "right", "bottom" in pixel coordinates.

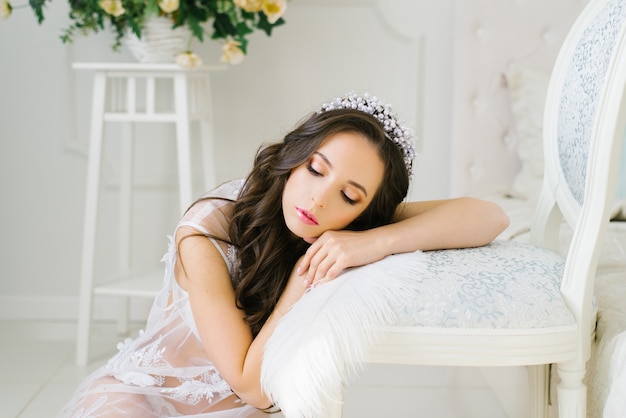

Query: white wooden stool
[{"left": 73, "top": 63, "right": 225, "bottom": 366}]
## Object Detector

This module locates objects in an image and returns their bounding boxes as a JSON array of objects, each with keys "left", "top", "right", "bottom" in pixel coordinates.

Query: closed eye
[
  {"left": 342, "top": 192, "right": 357, "bottom": 205},
  {"left": 307, "top": 158, "right": 360, "bottom": 205},
  {"left": 307, "top": 162, "right": 322, "bottom": 176}
]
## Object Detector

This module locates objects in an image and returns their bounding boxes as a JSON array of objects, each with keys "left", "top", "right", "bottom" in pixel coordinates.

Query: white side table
[{"left": 73, "top": 63, "right": 225, "bottom": 366}]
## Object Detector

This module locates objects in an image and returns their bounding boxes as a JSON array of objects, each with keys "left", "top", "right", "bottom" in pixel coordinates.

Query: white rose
[
  {"left": 262, "top": 0, "right": 286, "bottom": 24},
  {"left": 0, "top": 0, "right": 12, "bottom": 19},
  {"left": 158, "top": 0, "right": 179, "bottom": 14},
  {"left": 234, "top": 0, "right": 263, "bottom": 12},
  {"left": 175, "top": 51, "right": 203, "bottom": 70},
  {"left": 98, "top": 0, "right": 125, "bottom": 17},
  {"left": 220, "top": 40, "right": 245, "bottom": 65}
]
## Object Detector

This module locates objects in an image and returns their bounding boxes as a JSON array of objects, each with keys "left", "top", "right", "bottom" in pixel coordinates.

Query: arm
[
  {"left": 176, "top": 227, "right": 307, "bottom": 409},
  {"left": 389, "top": 197, "right": 510, "bottom": 252},
  {"left": 300, "top": 197, "right": 509, "bottom": 285}
]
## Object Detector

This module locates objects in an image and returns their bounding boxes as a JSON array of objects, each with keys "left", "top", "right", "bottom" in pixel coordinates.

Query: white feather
[{"left": 261, "top": 250, "right": 428, "bottom": 417}]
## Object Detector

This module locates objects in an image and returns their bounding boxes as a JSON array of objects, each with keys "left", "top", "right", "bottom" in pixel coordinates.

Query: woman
[{"left": 59, "top": 93, "right": 509, "bottom": 417}]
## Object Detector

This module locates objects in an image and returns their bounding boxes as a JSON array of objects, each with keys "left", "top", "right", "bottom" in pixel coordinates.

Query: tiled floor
[
  {"left": 1, "top": 320, "right": 136, "bottom": 418},
  {"left": 1, "top": 320, "right": 514, "bottom": 418}
]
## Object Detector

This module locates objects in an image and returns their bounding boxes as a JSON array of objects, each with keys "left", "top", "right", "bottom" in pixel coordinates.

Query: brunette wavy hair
[{"left": 230, "top": 108, "right": 411, "bottom": 336}]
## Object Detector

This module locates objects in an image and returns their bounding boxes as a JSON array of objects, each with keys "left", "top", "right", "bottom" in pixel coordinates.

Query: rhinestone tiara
[{"left": 317, "top": 92, "right": 416, "bottom": 175}]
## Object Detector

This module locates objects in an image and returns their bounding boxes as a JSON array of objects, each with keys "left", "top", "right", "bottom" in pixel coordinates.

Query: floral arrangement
[{"left": 0, "top": 0, "right": 287, "bottom": 66}]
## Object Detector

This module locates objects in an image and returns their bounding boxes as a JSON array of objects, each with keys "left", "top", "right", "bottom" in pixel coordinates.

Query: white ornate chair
[
  {"left": 353, "top": 0, "right": 626, "bottom": 417},
  {"left": 262, "top": 0, "right": 626, "bottom": 417}
]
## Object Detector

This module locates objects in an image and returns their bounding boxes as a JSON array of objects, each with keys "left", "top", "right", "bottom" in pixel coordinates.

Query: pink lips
[{"left": 296, "top": 207, "right": 319, "bottom": 225}]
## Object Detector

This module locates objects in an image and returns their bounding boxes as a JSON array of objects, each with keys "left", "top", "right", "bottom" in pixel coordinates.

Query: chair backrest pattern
[{"left": 558, "top": 0, "right": 626, "bottom": 206}]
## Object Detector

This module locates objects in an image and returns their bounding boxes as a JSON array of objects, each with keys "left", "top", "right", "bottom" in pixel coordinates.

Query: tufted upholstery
[{"left": 450, "top": 0, "right": 589, "bottom": 197}]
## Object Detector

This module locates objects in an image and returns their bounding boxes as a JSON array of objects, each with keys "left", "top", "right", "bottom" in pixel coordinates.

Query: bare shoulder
[{"left": 174, "top": 225, "right": 232, "bottom": 294}]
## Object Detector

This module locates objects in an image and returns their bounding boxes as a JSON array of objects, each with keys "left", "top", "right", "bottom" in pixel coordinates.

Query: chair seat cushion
[{"left": 395, "top": 240, "right": 576, "bottom": 329}]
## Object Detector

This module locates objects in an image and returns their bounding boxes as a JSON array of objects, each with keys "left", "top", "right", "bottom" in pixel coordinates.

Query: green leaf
[
  {"left": 256, "top": 12, "right": 285, "bottom": 36},
  {"left": 235, "top": 36, "right": 248, "bottom": 54},
  {"left": 212, "top": 12, "right": 236, "bottom": 39},
  {"left": 215, "top": 0, "right": 233, "bottom": 14},
  {"left": 29, "top": 0, "right": 47, "bottom": 24},
  {"left": 235, "top": 21, "right": 253, "bottom": 37},
  {"left": 144, "top": 0, "right": 160, "bottom": 16},
  {"left": 187, "top": 15, "right": 204, "bottom": 42},
  {"left": 126, "top": 14, "right": 142, "bottom": 38},
  {"left": 240, "top": 9, "right": 254, "bottom": 20}
]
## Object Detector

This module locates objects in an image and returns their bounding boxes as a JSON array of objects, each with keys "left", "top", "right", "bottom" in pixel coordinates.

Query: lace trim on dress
[
  {"left": 227, "top": 244, "right": 240, "bottom": 281},
  {"left": 108, "top": 333, "right": 169, "bottom": 387},
  {"left": 162, "top": 369, "right": 232, "bottom": 405}
]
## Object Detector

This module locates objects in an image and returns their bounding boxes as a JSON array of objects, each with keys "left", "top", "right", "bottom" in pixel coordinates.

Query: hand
[{"left": 298, "top": 230, "right": 387, "bottom": 288}]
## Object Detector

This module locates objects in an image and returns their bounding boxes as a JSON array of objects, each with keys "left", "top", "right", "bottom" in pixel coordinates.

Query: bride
[{"left": 59, "top": 93, "right": 508, "bottom": 417}]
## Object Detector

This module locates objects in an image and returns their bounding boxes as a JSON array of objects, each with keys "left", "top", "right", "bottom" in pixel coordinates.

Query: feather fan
[{"left": 261, "top": 250, "right": 428, "bottom": 417}]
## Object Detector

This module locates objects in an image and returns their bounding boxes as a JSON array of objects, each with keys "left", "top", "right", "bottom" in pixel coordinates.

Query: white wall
[{"left": 0, "top": 0, "right": 454, "bottom": 321}]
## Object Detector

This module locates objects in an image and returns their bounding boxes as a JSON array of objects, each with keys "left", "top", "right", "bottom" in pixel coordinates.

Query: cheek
[
  {"left": 339, "top": 194, "right": 377, "bottom": 227},
  {"left": 282, "top": 177, "right": 294, "bottom": 209},
  {"left": 283, "top": 169, "right": 302, "bottom": 198},
  {"left": 330, "top": 206, "right": 367, "bottom": 229},
  {"left": 282, "top": 168, "right": 306, "bottom": 208}
]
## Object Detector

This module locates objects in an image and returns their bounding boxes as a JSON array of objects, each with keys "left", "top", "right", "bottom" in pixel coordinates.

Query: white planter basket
[{"left": 124, "top": 16, "right": 192, "bottom": 63}]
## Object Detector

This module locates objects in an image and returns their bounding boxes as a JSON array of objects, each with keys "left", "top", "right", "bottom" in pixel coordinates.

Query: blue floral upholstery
[
  {"left": 395, "top": 240, "right": 576, "bottom": 329},
  {"left": 559, "top": 0, "right": 626, "bottom": 205}
]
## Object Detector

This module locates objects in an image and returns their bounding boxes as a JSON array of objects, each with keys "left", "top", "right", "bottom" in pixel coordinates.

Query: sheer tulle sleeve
[{"left": 177, "top": 179, "right": 244, "bottom": 276}]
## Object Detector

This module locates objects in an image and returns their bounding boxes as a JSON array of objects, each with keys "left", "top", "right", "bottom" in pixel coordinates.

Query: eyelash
[
  {"left": 342, "top": 193, "right": 357, "bottom": 205},
  {"left": 306, "top": 163, "right": 321, "bottom": 176},
  {"left": 306, "top": 162, "right": 358, "bottom": 206}
]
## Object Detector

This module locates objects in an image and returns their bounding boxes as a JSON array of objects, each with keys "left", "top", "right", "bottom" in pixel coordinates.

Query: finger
[
  {"left": 311, "top": 277, "right": 329, "bottom": 289},
  {"left": 311, "top": 255, "right": 338, "bottom": 286},
  {"left": 321, "top": 263, "right": 343, "bottom": 282},
  {"left": 307, "top": 239, "right": 331, "bottom": 273},
  {"left": 321, "top": 256, "right": 349, "bottom": 284},
  {"left": 298, "top": 251, "right": 311, "bottom": 278},
  {"left": 299, "top": 238, "right": 323, "bottom": 277},
  {"left": 307, "top": 251, "right": 328, "bottom": 285},
  {"left": 300, "top": 235, "right": 321, "bottom": 271}
]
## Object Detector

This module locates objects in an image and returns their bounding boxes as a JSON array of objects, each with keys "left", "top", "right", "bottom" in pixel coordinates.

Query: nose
[
  {"left": 311, "top": 186, "right": 330, "bottom": 208},
  {"left": 312, "top": 194, "right": 324, "bottom": 208}
]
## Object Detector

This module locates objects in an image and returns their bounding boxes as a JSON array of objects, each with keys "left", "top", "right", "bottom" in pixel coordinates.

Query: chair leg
[
  {"left": 556, "top": 362, "right": 586, "bottom": 418},
  {"left": 528, "top": 364, "right": 550, "bottom": 418}
]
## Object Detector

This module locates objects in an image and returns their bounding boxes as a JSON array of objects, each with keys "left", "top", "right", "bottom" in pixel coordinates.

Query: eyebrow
[{"left": 313, "top": 151, "right": 369, "bottom": 197}]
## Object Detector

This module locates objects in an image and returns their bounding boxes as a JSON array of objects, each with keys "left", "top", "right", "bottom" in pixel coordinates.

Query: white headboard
[{"left": 450, "top": 0, "right": 589, "bottom": 196}]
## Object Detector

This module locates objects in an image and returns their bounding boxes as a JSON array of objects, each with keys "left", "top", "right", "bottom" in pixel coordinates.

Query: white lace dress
[{"left": 59, "top": 179, "right": 275, "bottom": 418}]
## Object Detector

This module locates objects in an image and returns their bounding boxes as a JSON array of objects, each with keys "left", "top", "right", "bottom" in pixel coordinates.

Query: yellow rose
[
  {"left": 0, "top": 0, "right": 12, "bottom": 19},
  {"left": 175, "top": 51, "right": 203, "bottom": 70},
  {"left": 262, "top": 0, "right": 286, "bottom": 24},
  {"left": 220, "top": 40, "right": 245, "bottom": 65},
  {"left": 98, "top": 0, "right": 125, "bottom": 17},
  {"left": 158, "top": 0, "right": 179, "bottom": 14},
  {"left": 234, "top": 0, "right": 263, "bottom": 13}
]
